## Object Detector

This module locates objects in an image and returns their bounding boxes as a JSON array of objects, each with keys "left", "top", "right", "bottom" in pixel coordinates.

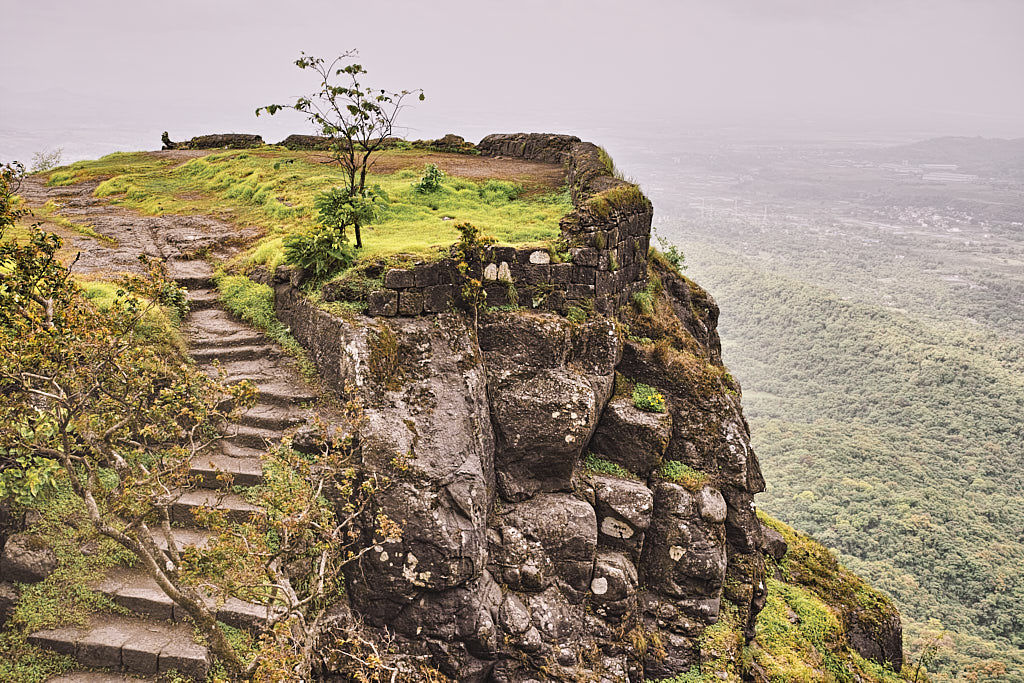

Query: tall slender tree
[{"left": 257, "top": 51, "right": 424, "bottom": 249}]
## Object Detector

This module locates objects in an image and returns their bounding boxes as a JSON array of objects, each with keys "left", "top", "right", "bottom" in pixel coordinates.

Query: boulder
[
  {"left": 0, "top": 534, "right": 56, "bottom": 583},
  {"left": 589, "top": 398, "right": 671, "bottom": 476},
  {"left": 489, "top": 494, "right": 597, "bottom": 597},
  {"left": 591, "top": 475, "right": 653, "bottom": 560},
  {"left": 480, "top": 312, "right": 619, "bottom": 500},
  {"left": 761, "top": 522, "right": 788, "bottom": 561},
  {"left": 847, "top": 607, "right": 904, "bottom": 670},
  {"left": 343, "top": 315, "right": 495, "bottom": 623},
  {"left": 489, "top": 367, "right": 598, "bottom": 500},
  {"left": 639, "top": 483, "right": 726, "bottom": 612},
  {"left": 589, "top": 551, "right": 638, "bottom": 622}
]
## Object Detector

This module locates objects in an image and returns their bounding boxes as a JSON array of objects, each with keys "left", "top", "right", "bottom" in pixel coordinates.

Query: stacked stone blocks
[{"left": 368, "top": 133, "right": 653, "bottom": 317}]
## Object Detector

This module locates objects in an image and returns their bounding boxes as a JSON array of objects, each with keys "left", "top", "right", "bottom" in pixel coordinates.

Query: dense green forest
[{"left": 673, "top": 234, "right": 1024, "bottom": 680}]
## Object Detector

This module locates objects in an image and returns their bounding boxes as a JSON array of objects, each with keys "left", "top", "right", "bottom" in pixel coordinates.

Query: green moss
[
  {"left": 581, "top": 453, "right": 637, "bottom": 480},
  {"left": 367, "top": 324, "right": 400, "bottom": 389},
  {"left": 585, "top": 184, "right": 649, "bottom": 220},
  {"left": 656, "top": 460, "right": 709, "bottom": 491}
]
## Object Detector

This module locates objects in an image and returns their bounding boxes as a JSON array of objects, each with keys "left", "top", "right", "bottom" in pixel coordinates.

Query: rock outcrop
[{"left": 269, "top": 132, "right": 904, "bottom": 681}]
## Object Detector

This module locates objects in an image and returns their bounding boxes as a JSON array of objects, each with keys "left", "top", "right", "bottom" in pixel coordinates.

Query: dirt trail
[{"left": 19, "top": 174, "right": 252, "bottom": 275}]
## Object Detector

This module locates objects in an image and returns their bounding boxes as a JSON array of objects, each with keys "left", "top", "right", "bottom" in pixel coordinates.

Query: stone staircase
[{"left": 32, "top": 261, "right": 315, "bottom": 681}]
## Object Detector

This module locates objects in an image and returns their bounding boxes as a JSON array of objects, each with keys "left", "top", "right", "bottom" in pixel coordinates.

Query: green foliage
[
  {"left": 283, "top": 225, "right": 356, "bottom": 280},
  {"left": 632, "top": 382, "right": 666, "bottom": 412},
  {"left": 581, "top": 453, "right": 637, "bottom": 480},
  {"left": 567, "top": 305, "right": 587, "bottom": 324},
  {"left": 256, "top": 50, "right": 423, "bottom": 248},
  {"left": 657, "top": 460, "right": 709, "bottom": 490},
  {"left": 452, "top": 222, "right": 495, "bottom": 316},
  {"left": 414, "top": 163, "right": 445, "bottom": 193},
  {"left": 655, "top": 236, "right": 687, "bottom": 273}
]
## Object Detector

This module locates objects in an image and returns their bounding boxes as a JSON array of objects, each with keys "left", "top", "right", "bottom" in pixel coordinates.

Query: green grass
[
  {"left": 215, "top": 274, "right": 315, "bottom": 380},
  {"left": 656, "top": 460, "right": 709, "bottom": 491},
  {"left": 632, "top": 382, "right": 666, "bottom": 412},
  {"left": 44, "top": 151, "right": 175, "bottom": 187},
  {"left": 67, "top": 148, "right": 571, "bottom": 266},
  {"left": 78, "top": 279, "right": 185, "bottom": 352},
  {"left": 581, "top": 452, "right": 638, "bottom": 480}
]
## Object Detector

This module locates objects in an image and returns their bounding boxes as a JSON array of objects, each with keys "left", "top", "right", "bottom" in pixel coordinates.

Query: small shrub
[
  {"left": 414, "top": 163, "right": 445, "bottom": 193},
  {"left": 658, "top": 460, "right": 709, "bottom": 490},
  {"left": 582, "top": 453, "right": 637, "bottom": 480},
  {"left": 656, "top": 236, "right": 687, "bottom": 273},
  {"left": 567, "top": 306, "right": 587, "bottom": 324},
  {"left": 283, "top": 225, "right": 355, "bottom": 280},
  {"left": 632, "top": 289, "right": 655, "bottom": 317},
  {"left": 30, "top": 148, "right": 63, "bottom": 173},
  {"left": 478, "top": 179, "right": 523, "bottom": 204},
  {"left": 632, "top": 383, "right": 666, "bottom": 413}
]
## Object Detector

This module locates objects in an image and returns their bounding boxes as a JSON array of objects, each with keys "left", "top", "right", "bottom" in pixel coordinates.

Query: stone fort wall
[{"left": 365, "top": 133, "right": 653, "bottom": 317}]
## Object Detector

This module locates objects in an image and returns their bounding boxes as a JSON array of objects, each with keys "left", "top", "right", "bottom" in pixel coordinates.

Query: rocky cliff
[{"left": 269, "top": 134, "right": 904, "bottom": 681}]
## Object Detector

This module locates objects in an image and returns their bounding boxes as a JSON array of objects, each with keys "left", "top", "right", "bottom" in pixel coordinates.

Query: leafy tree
[{"left": 257, "top": 50, "right": 424, "bottom": 249}]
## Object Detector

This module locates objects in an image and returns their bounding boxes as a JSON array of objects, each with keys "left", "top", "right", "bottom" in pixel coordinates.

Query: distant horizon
[{"left": 3, "top": 0, "right": 1023, "bottom": 164}]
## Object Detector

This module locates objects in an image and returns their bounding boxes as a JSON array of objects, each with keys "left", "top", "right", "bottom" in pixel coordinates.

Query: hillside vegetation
[{"left": 680, "top": 237, "right": 1024, "bottom": 681}]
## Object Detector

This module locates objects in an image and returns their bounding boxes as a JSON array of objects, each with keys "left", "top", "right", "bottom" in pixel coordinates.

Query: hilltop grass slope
[{"left": 44, "top": 148, "right": 571, "bottom": 269}]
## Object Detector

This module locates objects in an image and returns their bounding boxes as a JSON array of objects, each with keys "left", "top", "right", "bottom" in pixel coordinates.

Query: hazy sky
[{"left": 2, "top": 0, "right": 1023, "bottom": 161}]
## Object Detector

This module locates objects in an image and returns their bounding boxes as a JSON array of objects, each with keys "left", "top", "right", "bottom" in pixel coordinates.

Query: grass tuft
[{"left": 656, "top": 460, "right": 709, "bottom": 491}]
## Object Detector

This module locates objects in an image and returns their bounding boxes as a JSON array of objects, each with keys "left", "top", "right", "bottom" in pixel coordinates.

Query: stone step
[
  {"left": 191, "top": 344, "right": 279, "bottom": 364},
  {"left": 235, "top": 404, "right": 305, "bottom": 432},
  {"left": 167, "top": 260, "right": 214, "bottom": 291},
  {"left": 29, "top": 614, "right": 210, "bottom": 679},
  {"left": 172, "top": 489, "right": 262, "bottom": 525},
  {"left": 155, "top": 527, "right": 212, "bottom": 552},
  {"left": 189, "top": 330, "right": 266, "bottom": 350},
  {"left": 222, "top": 423, "right": 280, "bottom": 450},
  {"left": 185, "top": 289, "right": 219, "bottom": 312},
  {"left": 247, "top": 381, "right": 317, "bottom": 407},
  {"left": 48, "top": 671, "right": 155, "bottom": 681},
  {"left": 93, "top": 568, "right": 276, "bottom": 631},
  {"left": 190, "top": 451, "right": 263, "bottom": 488},
  {"left": 186, "top": 308, "right": 251, "bottom": 332}
]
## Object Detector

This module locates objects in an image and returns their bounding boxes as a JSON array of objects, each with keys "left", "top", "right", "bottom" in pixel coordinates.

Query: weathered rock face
[
  {"left": 590, "top": 398, "right": 672, "bottom": 477},
  {"left": 479, "top": 312, "right": 620, "bottom": 501},
  {"left": 0, "top": 533, "right": 56, "bottom": 584},
  {"left": 269, "top": 133, "right": 903, "bottom": 680}
]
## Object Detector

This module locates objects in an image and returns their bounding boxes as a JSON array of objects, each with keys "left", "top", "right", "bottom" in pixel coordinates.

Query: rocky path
[{"left": 16, "top": 179, "right": 317, "bottom": 680}]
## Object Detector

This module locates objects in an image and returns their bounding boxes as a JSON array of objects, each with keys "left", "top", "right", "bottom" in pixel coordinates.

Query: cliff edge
[{"left": 271, "top": 133, "right": 905, "bottom": 681}]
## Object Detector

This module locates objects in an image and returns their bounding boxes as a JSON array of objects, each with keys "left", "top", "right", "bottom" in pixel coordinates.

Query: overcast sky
[{"left": 2, "top": 0, "right": 1023, "bottom": 162}]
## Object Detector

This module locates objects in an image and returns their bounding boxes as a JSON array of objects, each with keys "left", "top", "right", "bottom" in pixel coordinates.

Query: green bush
[
  {"left": 414, "top": 163, "right": 445, "bottom": 193},
  {"left": 632, "top": 383, "right": 666, "bottom": 412},
  {"left": 283, "top": 225, "right": 355, "bottom": 280}
]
